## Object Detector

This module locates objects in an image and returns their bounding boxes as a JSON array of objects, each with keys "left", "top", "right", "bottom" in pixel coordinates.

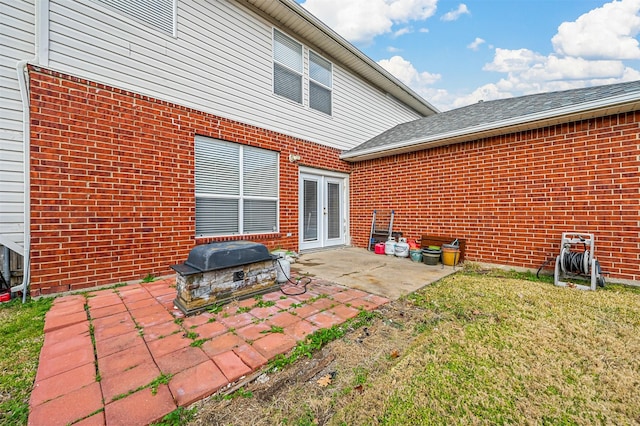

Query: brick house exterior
[
  {"left": 28, "top": 67, "right": 349, "bottom": 295},
  {"left": 349, "top": 116, "right": 640, "bottom": 283},
  {"left": 29, "top": 65, "right": 640, "bottom": 296},
  {"left": 3, "top": 1, "right": 639, "bottom": 298}
]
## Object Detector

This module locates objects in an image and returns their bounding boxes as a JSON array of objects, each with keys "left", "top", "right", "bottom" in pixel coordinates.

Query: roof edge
[{"left": 341, "top": 91, "right": 640, "bottom": 162}]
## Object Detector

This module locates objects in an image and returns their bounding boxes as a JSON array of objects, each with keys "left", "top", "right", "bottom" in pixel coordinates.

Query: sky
[{"left": 296, "top": 0, "right": 640, "bottom": 111}]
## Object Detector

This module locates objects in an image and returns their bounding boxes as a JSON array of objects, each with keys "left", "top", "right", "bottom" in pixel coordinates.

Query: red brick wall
[
  {"left": 28, "top": 67, "right": 349, "bottom": 296},
  {"left": 350, "top": 116, "right": 640, "bottom": 283}
]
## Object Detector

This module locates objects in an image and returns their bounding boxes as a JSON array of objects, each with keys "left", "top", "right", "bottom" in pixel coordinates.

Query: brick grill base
[{"left": 174, "top": 260, "right": 278, "bottom": 315}]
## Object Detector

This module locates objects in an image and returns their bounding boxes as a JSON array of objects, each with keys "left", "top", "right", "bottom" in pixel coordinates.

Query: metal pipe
[
  {"left": 10, "top": 0, "right": 48, "bottom": 302},
  {"left": 2, "top": 246, "right": 10, "bottom": 287},
  {"left": 15, "top": 60, "right": 31, "bottom": 303}
]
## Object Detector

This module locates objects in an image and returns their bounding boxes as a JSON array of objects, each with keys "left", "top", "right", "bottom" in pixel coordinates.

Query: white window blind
[
  {"left": 273, "top": 30, "right": 303, "bottom": 104},
  {"left": 309, "top": 51, "right": 332, "bottom": 115},
  {"left": 195, "top": 136, "right": 278, "bottom": 236},
  {"left": 327, "top": 182, "right": 340, "bottom": 239},
  {"left": 91, "top": 0, "right": 175, "bottom": 35}
]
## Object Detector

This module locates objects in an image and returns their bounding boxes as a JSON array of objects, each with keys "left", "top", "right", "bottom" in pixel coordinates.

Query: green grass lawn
[
  {"left": 0, "top": 297, "right": 52, "bottom": 425},
  {"left": 331, "top": 273, "right": 640, "bottom": 425}
]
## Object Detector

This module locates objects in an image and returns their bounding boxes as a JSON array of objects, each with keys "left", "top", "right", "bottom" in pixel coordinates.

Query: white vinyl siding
[
  {"left": 44, "top": 0, "right": 422, "bottom": 152},
  {"left": 195, "top": 136, "right": 278, "bottom": 237},
  {"left": 0, "top": 0, "right": 34, "bottom": 253},
  {"left": 309, "top": 51, "right": 332, "bottom": 115},
  {"left": 90, "top": 0, "right": 176, "bottom": 36}
]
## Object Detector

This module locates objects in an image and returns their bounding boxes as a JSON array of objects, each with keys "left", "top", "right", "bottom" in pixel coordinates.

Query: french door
[{"left": 299, "top": 170, "right": 347, "bottom": 251}]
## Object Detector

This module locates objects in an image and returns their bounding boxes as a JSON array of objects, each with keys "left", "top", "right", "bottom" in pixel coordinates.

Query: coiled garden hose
[{"left": 275, "top": 258, "right": 311, "bottom": 296}]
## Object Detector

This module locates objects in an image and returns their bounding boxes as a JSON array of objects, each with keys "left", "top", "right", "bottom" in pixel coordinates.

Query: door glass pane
[
  {"left": 303, "top": 180, "right": 318, "bottom": 241},
  {"left": 327, "top": 182, "right": 340, "bottom": 239}
]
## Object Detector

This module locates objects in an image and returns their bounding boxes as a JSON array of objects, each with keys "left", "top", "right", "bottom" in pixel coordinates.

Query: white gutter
[
  {"left": 341, "top": 90, "right": 640, "bottom": 161},
  {"left": 12, "top": 0, "right": 48, "bottom": 302}
]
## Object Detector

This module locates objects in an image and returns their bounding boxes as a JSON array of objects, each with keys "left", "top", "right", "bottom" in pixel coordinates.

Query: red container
[
  {"left": 374, "top": 243, "right": 385, "bottom": 254},
  {"left": 0, "top": 292, "right": 10, "bottom": 303}
]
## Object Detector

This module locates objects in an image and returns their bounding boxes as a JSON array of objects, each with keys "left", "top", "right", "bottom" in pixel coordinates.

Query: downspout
[
  {"left": 13, "top": 0, "right": 48, "bottom": 302},
  {"left": 15, "top": 61, "right": 32, "bottom": 303}
]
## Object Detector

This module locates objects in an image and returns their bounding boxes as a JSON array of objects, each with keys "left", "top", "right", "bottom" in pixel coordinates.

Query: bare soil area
[
  {"left": 188, "top": 296, "right": 422, "bottom": 425},
  {"left": 187, "top": 272, "right": 640, "bottom": 425}
]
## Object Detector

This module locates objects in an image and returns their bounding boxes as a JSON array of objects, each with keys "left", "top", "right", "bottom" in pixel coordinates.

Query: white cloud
[
  {"left": 454, "top": 50, "right": 637, "bottom": 109},
  {"left": 443, "top": 0, "right": 640, "bottom": 109},
  {"left": 441, "top": 4, "right": 470, "bottom": 21},
  {"left": 393, "top": 27, "right": 412, "bottom": 37},
  {"left": 387, "top": 46, "right": 402, "bottom": 53},
  {"left": 451, "top": 83, "right": 513, "bottom": 108},
  {"left": 483, "top": 48, "right": 546, "bottom": 72},
  {"left": 467, "top": 37, "right": 486, "bottom": 51},
  {"left": 378, "top": 55, "right": 441, "bottom": 90},
  {"left": 518, "top": 56, "right": 626, "bottom": 81},
  {"left": 467, "top": 0, "right": 640, "bottom": 108},
  {"left": 300, "top": 0, "right": 437, "bottom": 44},
  {"left": 552, "top": 0, "right": 640, "bottom": 59},
  {"left": 419, "top": 27, "right": 430, "bottom": 33}
]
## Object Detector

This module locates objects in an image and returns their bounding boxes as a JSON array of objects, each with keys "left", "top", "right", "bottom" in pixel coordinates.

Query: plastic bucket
[
  {"left": 409, "top": 249, "right": 422, "bottom": 262},
  {"left": 442, "top": 246, "right": 460, "bottom": 266},
  {"left": 422, "top": 249, "right": 440, "bottom": 265}
]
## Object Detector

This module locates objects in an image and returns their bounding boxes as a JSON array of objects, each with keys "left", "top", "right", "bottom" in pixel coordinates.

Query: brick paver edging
[{"left": 28, "top": 277, "right": 388, "bottom": 425}]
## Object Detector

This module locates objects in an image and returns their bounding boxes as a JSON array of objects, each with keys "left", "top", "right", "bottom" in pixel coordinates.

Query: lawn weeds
[{"left": 0, "top": 297, "right": 52, "bottom": 424}]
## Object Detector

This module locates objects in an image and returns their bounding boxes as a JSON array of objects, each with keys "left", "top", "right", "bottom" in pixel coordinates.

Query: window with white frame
[
  {"left": 273, "top": 30, "right": 334, "bottom": 115},
  {"left": 273, "top": 29, "right": 303, "bottom": 104},
  {"left": 309, "top": 51, "right": 332, "bottom": 115},
  {"left": 194, "top": 136, "right": 279, "bottom": 236}
]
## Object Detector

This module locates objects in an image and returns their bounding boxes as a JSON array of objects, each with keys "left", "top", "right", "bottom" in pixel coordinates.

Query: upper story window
[
  {"left": 309, "top": 51, "right": 332, "bottom": 115},
  {"left": 273, "top": 30, "right": 333, "bottom": 115},
  {"left": 91, "top": 0, "right": 176, "bottom": 36},
  {"left": 273, "top": 30, "right": 303, "bottom": 104}
]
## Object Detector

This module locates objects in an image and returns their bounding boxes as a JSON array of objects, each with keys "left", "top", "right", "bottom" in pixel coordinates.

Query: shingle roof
[{"left": 341, "top": 80, "right": 640, "bottom": 161}]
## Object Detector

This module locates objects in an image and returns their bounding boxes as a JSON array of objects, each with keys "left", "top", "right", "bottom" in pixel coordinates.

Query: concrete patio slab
[{"left": 293, "top": 246, "right": 458, "bottom": 299}]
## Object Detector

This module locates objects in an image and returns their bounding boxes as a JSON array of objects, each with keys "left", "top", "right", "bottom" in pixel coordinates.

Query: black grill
[{"left": 171, "top": 241, "right": 276, "bottom": 276}]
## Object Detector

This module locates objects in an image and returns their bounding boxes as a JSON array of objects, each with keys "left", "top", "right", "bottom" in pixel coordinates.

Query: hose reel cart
[{"left": 554, "top": 233, "right": 605, "bottom": 291}]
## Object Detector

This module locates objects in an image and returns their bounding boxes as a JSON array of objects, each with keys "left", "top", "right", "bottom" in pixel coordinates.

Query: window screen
[
  {"left": 195, "top": 136, "right": 278, "bottom": 236},
  {"left": 309, "top": 51, "right": 332, "bottom": 115},
  {"left": 273, "top": 30, "right": 303, "bottom": 104}
]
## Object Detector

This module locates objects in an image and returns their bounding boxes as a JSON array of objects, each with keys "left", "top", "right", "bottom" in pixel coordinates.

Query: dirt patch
[
  {"left": 187, "top": 274, "right": 640, "bottom": 425},
  {"left": 188, "top": 298, "right": 427, "bottom": 425}
]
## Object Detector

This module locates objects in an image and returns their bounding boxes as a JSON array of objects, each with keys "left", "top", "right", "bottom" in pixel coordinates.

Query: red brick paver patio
[{"left": 28, "top": 277, "right": 388, "bottom": 425}]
